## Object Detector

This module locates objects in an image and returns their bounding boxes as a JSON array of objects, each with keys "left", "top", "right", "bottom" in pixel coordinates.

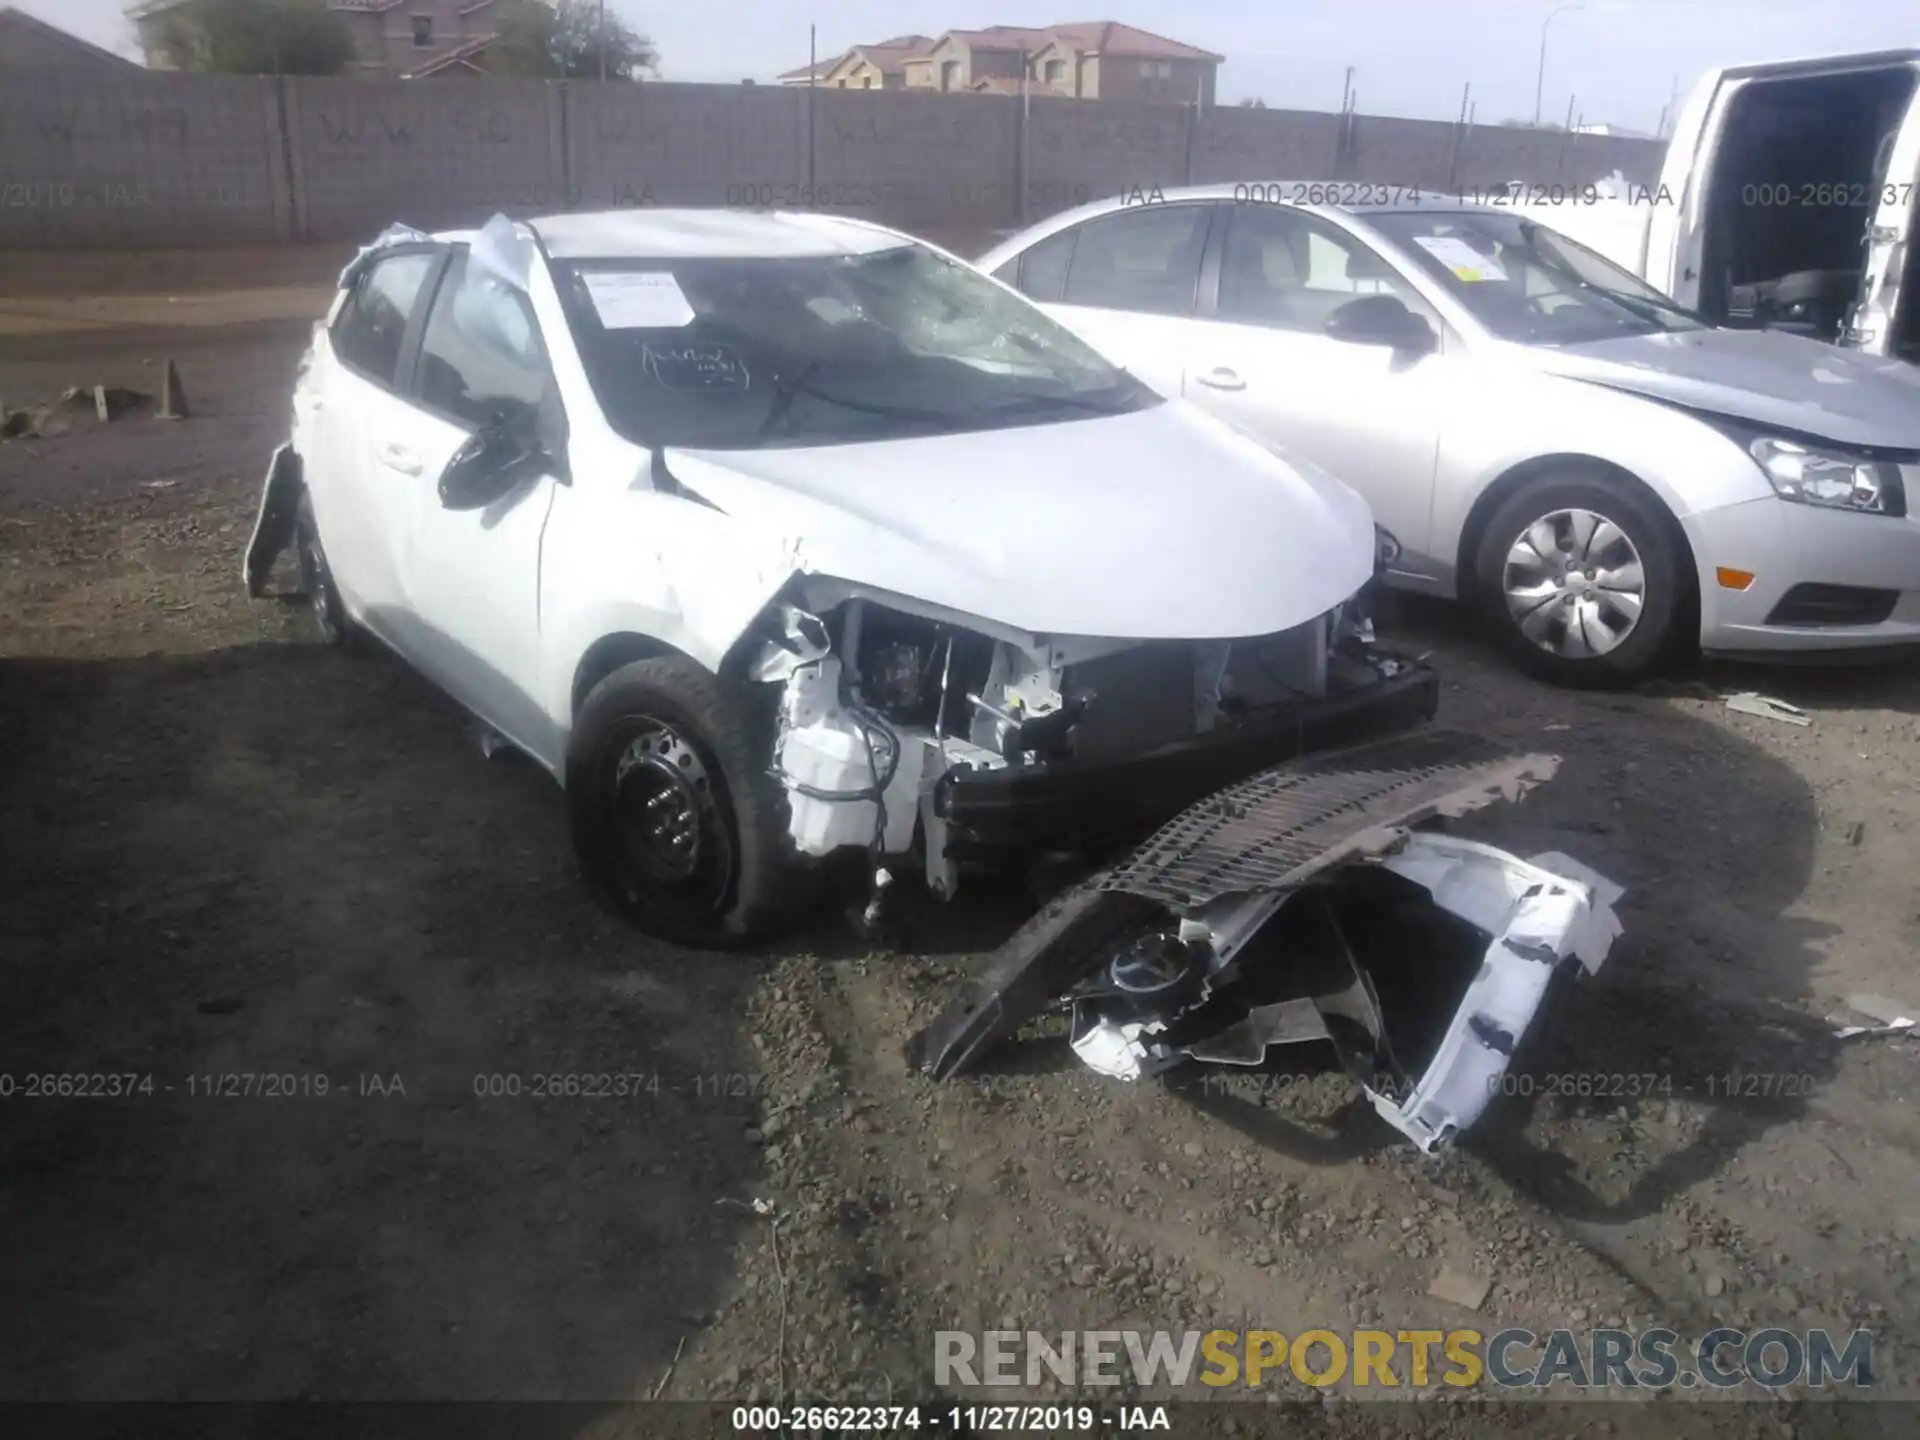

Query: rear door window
[
  {"left": 1013, "top": 228, "right": 1076, "bottom": 303},
  {"left": 331, "top": 251, "right": 437, "bottom": 387},
  {"left": 1060, "top": 204, "right": 1211, "bottom": 315}
]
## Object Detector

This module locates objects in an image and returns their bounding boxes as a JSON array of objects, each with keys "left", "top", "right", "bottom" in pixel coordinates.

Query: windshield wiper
[
  {"left": 753, "top": 362, "right": 965, "bottom": 439},
  {"left": 1513, "top": 220, "right": 1699, "bottom": 329},
  {"left": 753, "top": 358, "right": 825, "bottom": 444}
]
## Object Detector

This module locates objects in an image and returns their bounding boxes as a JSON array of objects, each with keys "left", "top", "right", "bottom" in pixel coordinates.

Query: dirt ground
[{"left": 4, "top": 250, "right": 1920, "bottom": 1434}]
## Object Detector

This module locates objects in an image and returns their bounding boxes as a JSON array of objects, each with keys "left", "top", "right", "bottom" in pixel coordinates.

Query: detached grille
[{"left": 1101, "top": 729, "right": 1558, "bottom": 909}]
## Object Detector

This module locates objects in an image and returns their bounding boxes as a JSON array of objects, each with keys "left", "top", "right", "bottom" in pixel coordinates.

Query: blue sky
[{"left": 22, "top": 0, "right": 1918, "bottom": 128}]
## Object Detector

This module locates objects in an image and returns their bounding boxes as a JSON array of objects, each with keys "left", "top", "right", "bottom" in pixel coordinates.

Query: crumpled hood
[
  {"left": 665, "top": 399, "right": 1376, "bottom": 640},
  {"left": 1531, "top": 328, "right": 1920, "bottom": 449}
]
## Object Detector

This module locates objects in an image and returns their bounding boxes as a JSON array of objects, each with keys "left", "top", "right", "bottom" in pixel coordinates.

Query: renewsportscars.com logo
[{"left": 935, "top": 1327, "right": 1875, "bottom": 1391}]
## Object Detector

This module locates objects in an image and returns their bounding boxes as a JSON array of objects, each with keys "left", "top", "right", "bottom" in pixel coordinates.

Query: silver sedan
[{"left": 977, "top": 186, "right": 1920, "bottom": 685}]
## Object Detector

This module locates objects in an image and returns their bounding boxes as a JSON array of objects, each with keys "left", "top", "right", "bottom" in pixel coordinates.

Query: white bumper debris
[{"left": 1363, "top": 835, "right": 1625, "bottom": 1152}]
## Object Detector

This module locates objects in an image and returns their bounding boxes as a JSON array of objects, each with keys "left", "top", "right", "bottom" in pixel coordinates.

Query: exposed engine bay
[
  {"left": 743, "top": 547, "right": 1426, "bottom": 903},
  {"left": 904, "top": 728, "right": 1624, "bottom": 1151}
]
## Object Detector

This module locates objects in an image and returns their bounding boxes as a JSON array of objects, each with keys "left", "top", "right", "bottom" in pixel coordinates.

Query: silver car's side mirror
[{"left": 1324, "top": 296, "right": 1437, "bottom": 353}]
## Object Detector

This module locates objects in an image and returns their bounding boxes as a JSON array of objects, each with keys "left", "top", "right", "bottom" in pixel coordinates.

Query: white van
[{"left": 1505, "top": 48, "right": 1920, "bottom": 365}]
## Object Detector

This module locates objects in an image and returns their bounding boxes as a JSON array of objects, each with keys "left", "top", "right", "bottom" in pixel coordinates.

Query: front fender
[
  {"left": 541, "top": 488, "right": 803, "bottom": 728},
  {"left": 1432, "top": 368, "right": 1771, "bottom": 582}
]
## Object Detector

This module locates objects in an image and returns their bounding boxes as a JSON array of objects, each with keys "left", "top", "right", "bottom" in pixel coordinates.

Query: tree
[
  {"left": 489, "top": 0, "right": 659, "bottom": 80},
  {"left": 150, "top": 0, "right": 353, "bottom": 75},
  {"left": 1237, "top": 97, "right": 1268, "bottom": 109}
]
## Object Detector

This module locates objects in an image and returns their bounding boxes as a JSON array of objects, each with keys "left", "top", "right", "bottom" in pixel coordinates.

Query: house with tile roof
[
  {"left": 127, "top": 0, "right": 502, "bottom": 77},
  {"left": 781, "top": 20, "right": 1221, "bottom": 103}
]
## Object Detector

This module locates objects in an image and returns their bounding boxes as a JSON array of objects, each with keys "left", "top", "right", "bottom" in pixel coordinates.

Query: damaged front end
[
  {"left": 741, "top": 532, "right": 1434, "bottom": 906},
  {"left": 904, "top": 728, "right": 1624, "bottom": 1152}
]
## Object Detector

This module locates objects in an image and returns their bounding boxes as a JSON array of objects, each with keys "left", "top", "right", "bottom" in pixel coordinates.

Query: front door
[
  {"left": 385, "top": 247, "right": 564, "bottom": 763},
  {"left": 1176, "top": 204, "right": 1454, "bottom": 579}
]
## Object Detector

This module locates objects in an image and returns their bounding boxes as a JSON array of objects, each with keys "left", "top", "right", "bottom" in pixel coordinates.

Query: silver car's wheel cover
[{"left": 1502, "top": 507, "right": 1646, "bottom": 659}]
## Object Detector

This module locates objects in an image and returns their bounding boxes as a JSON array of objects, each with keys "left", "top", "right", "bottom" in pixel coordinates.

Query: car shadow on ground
[{"left": 0, "top": 643, "right": 767, "bottom": 1405}]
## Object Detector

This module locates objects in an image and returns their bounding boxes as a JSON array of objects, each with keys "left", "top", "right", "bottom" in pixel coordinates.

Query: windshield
[
  {"left": 1367, "top": 210, "right": 1708, "bottom": 346},
  {"left": 551, "top": 243, "right": 1158, "bottom": 450}
]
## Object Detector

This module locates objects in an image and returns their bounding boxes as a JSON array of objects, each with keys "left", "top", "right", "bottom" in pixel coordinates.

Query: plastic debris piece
[
  {"left": 1724, "top": 692, "right": 1809, "bottom": 726},
  {"left": 1833, "top": 993, "right": 1917, "bottom": 1039}
]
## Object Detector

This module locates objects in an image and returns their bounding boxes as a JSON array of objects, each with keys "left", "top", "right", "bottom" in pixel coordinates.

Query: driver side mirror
[
  {"left": 1324, "top": 295, "right": 1438, "bottom": 354},
  {"left": 437, "top": 394, "right": 566, "bottom": 511}
]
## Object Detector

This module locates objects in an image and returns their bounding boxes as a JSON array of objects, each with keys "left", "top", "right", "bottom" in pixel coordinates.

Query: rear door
[
  {"left": 1647, "top": 67, "right": 1736, "bottom": 302},
  {"left": 1845, "top": 95, "right": 1920, "bottom": 358},
  {"left": 318, "top": 245, "right": 446, "bottom": 628},
  {"left": 997, "top": 201, "right": 1216, "bottom": 397}
]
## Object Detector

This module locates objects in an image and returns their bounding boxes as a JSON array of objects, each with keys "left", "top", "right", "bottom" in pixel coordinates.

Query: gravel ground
[{"left": 2, "top": 259, "right": 1918, "bottom": 1435}]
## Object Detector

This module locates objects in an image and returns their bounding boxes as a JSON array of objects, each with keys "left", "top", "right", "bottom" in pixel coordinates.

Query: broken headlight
[{"left": 1748, "top": 436, "right": 1909, "bottom": 516}]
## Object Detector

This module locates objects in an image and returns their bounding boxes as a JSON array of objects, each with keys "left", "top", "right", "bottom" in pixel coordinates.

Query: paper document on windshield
[
  {"left": 582, "top": 271, "right": 696, "bottom": 329},
  {"left": 1414, "top": 235, "right": 1508, "bottom": 282}
]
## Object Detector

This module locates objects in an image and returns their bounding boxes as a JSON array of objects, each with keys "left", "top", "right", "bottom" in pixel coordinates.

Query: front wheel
[
  {"left": 1474, "top": 473, "right": 1687, "bottom": 687},
  {"left": 566, "top": 657, "right": 803, "bottom": 949}
]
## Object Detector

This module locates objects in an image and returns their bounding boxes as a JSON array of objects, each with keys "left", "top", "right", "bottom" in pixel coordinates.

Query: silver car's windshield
[
  {"left": 1368, "top": 210, "right": 1707, "bottom": 345},
  {"left": 553, "top": 243, "right": 1157, "bottom": 450}
]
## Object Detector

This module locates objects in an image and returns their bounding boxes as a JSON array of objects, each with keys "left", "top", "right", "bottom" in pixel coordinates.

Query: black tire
[
  {"left": 1473, "top": 471, "right": 1686, "bottom": 688},
  {"left": 566, "top": 657, "right": 802, "bottom": 949},
  {"left": 294, "top": 490, "right": 353, "bottom": 647}
]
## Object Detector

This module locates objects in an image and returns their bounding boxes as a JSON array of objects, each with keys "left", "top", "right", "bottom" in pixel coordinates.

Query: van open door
[
  {"left": 1650, "top": 49, "right": 1920, "bottom": 340},
  {"left": 1841, "top": 103, "right": 1920, "bottom": 361}
]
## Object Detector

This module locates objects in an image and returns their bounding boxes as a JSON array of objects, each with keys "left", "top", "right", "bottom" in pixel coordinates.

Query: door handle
[
  {"left": 1194, "top": 366, "right": 1246, "bottom": 392},
  {"left": 381, "top": 443, "right": 423, "bottom": 476}
]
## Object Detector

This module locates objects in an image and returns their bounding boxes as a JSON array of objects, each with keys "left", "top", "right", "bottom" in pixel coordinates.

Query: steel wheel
[
  {"left": 1501, "top": 507, "right": 1647, "bottom": 660},
  {"left": 610, "top": 717, "right": 735, "bottom": 914}
]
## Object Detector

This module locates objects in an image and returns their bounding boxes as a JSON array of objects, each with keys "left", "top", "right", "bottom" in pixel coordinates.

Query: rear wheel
[
  {"left": 566, "top": 657, "right": 802, "bottom": 949},
  {"left": 1474, "top": 472, "right": 1685, "bottom": 687},
  {"left": 294, "top": 490, "right": 352, "bottom": 646}
]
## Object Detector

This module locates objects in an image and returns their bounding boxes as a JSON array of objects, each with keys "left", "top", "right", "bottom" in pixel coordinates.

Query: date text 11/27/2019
[{"left": 730, "top": 1403, "right": 1171, "bottom": 1432}]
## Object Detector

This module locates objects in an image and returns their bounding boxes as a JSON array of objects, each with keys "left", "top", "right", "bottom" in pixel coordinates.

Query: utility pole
[
  {"left": 598, "top": 0, "right": 607, "bottom": 81},
  {"left": 807, "top": 24, "right": 817, "bottom": 190},
  {"left": 1534, "top": 3, "right": 1583, "bottom": 127}
]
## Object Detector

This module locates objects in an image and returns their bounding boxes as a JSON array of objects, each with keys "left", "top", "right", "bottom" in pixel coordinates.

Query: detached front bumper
[
  {"left": 1688, "top": 495, "right": 1920, "bottom": 658},
  {"left": 932, "top": 661, "right": 1440, "bottom": 856},
  {"left": 907, "top": 727, "right": 1624, "bottom": 1153}
]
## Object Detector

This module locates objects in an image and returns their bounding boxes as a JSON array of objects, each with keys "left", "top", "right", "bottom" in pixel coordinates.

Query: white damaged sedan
[{"left": 245, "top": 209, "right": 1623, "bottom": 1147}]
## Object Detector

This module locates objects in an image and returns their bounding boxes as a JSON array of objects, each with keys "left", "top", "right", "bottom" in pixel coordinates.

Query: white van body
[{"left": 1501, "top": 49, "right": 1920, "bottom": 366}]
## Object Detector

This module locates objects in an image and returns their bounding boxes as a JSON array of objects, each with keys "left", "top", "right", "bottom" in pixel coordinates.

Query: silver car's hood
[{"left": 1530, "top": 328, "right": 1920, "bottom": 449}]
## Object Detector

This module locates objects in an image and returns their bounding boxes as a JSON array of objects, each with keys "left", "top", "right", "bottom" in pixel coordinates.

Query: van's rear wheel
[{"left": 1475, "top": 473, "right": 1684, "bottom": 687}]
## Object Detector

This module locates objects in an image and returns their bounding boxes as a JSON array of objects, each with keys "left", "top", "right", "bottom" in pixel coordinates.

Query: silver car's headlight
[{"left": 1748, "top": 436, "right": 1909, "bottom": 517}]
